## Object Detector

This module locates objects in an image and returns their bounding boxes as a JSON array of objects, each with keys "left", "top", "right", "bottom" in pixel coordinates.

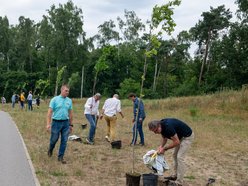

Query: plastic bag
[{"left": 143, "top": 150, "right": 169, "bottom": 175}]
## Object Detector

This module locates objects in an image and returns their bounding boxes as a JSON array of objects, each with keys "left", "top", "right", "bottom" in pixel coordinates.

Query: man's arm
[
  {"left": 69, "top": 109, "right": 73, "bottom": 125},
  {"left": 100, "top": 109, "right": 105, "bottom": 119},
  {"left": 159, "top": 134, "right": 180, "bottom": 154},
  {"left": 119, "top": 111, "right": 124, "bottom": 118},
  {"left": 46, "top": 108, "right": 53, "bottom": 131}
]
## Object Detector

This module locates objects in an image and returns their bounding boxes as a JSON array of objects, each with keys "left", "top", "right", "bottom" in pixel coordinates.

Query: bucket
[
  {"left": 126, "top": 172, "right": 141, "bottom": 186},
  {"left": 111, "top": 140, "right": 122, "bottom": 149},
  {"left": 142, "top": 173, "right": 158, "bottom": 186},
  {"left": 81, "top": 123, "right": 87, "bottom": 129}
]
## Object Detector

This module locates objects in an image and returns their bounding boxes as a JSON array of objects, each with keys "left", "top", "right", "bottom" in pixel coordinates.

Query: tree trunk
[
  {"left": 152, "top": 58, "right": 158, "bottom": 92},
  {"left": 54, "top": 64, "right": 58, "bottom": 96},
  {"left": 163, "top": 56, "right": 169, "bottom": 97},
  {"left": 80, "top": 66, "right": 84, "bottom": 99},
  {"left": 198, "top": 28, "right": 211, "bottom": 86}
]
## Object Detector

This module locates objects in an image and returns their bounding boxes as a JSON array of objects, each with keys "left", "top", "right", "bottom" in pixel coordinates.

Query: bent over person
[
  {"left": 46, "top": 84, "right": 73, "bottom": 164},
  {"left": 148, "top": 118, "right": 194, "bottom": 186}
]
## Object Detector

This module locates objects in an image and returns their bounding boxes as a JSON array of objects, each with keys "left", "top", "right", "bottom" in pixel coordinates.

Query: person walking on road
[
  {"left": 100, "top": 94, "right": 124, "bottom": 142},
  {"left": 148, "top": 118, "right": 194, "bottom": 186},
  {"left": 46, "top": 84, "right": 73, "bottom": 164},
  {"left": 11, "top": 93, "right": 16, "bottom": 108},
  {"left": 84, "top": 93, "right": 101, "bottom": 145},
  {"left": 128, "top": 93, "right": 146, "bottom": 146}
]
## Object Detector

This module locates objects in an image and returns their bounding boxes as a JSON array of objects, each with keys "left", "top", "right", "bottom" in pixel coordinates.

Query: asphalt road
[{"left": 0, "top": 111, "right": 40, "bottom": 186}]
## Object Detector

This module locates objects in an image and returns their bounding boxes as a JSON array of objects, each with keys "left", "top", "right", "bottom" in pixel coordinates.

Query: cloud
[{"left": 0, "top": 0, "right": 238, "bottom": 38}]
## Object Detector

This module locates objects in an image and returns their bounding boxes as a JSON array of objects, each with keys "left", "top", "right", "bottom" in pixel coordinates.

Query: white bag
[{"left": 143, "top": 150, "right": 169, "bottom": 175}]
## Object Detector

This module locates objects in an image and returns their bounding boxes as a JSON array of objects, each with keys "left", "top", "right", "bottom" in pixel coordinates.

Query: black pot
[
  {"left": 142, "top": 173, "right": 158, "bottom": 186},
  {"left": 126, "top": 172, "right": 141, "bottom": 186},
  {"left": 81, "top": 123, "right": 87, "bottom": 129},
  {"left": 111, "top": 140, "right": 122, "bottom": 149}
]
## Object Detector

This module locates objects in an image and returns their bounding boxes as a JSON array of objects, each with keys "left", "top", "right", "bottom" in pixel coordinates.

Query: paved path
[{"left": 0, "top": 111, "right": 40, "bottom": 186}]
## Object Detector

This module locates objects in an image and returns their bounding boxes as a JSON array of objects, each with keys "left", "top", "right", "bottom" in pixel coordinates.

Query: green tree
[
  {"left": 95, "top": 20, "right": 120, "bottom": 47},
  {"left": 39, "top": 1, "right": 84, "bottom": 94},
  {"left": 190, "top": 5, "right": 232, "bottom": 85},
  {"left": 0, "top": 16, "right": 11, "bottom": 72}
]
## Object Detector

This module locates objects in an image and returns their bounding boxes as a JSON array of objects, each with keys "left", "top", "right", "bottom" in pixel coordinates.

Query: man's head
[
  {"left": 148, "top": 120, "right": 162, "bottom": 134},
  {"left": 128, "top": 93, "right": 136, "bottom": 101},
  {"left": 94, "top": 93, "right": 101, "bottom": 101},
  {"left": 60, "top": 84, "right": 70, "bottom": 97},
  {"left": 113, "top": 94, "right": 119, "bottom": 99}
]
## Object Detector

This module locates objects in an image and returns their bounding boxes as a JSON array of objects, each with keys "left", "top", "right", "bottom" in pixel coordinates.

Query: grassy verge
[{"left": 3, "top": 89, "right": 248, "bottom": 186}]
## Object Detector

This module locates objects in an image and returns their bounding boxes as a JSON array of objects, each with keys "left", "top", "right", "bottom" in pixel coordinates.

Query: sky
[{"left": 0, "top": 0, "right": 238, "bottom": 39}]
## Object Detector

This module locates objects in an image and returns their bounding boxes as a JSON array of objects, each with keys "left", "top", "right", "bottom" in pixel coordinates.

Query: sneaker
[
  {"left": 105, "top": 136, "right": 110, "bottom": 142},
  {"left": 138, "top": 142, "right": 145, "bottom": 146},
  {"left": 86, "top": 138, "right": 94, "bottom": 145},
  {"left": 47, "top": 149, "right": 53, "bottom": 157},
  {"left": 58, "top": 157, "right": 67, "bottom": 164},
  {"left": 130, "top": 142, "right": 136, "bottom": 146}
]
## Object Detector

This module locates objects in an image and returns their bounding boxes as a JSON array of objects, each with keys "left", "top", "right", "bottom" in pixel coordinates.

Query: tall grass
[{"left": 3, "top": 89, "right": 248, "bottom": 186}]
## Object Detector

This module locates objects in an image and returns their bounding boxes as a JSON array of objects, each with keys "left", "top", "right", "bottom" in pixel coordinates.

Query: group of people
[
  {"left": 84, "top": 92, "right": 146, "bottom": 146},
  {"left": 10, "top": 92, "right": 40, "bottom": 110},
  {"left": 46, "top": 84, "right": 194, "bottom": 186}
]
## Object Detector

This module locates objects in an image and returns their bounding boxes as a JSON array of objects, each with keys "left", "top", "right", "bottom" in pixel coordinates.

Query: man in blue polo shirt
[
  {"left": 46, "top": 84, "right": 73, "bottom": 164},
  {"left": 148, "top": 118, "right": 194, "bottom": 186}
]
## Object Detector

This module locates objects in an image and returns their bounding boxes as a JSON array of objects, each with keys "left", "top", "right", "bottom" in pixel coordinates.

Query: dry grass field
[{"left": 3, "top": 89, "right": 248, "bottom": 186}]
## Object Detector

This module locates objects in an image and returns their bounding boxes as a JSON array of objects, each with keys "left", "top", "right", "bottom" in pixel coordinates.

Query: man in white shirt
[
  {"left": 100, "top": 94, "right": 124, "bottom": 142},
  {"left": 84, "top": 93, "right": 101, "bottom": 145}
]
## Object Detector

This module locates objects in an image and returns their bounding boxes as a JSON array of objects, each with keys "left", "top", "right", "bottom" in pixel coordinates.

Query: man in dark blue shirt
[{"left": 148, "top": 118, "right": 194, "bottom": 186}]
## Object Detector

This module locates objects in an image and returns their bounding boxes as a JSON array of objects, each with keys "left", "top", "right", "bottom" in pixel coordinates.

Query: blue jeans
[
  {"left": 49, "top": 120, "right": 70, "bottom": 158},
  {"left": 131, "top": 118, "right": 145, "bottom": 144},
  {"left": 28, "top": 100, "right": 33, "bottom": 110},
  {"left": 85, "top": 114, "right": 97, "bottom": 142}
]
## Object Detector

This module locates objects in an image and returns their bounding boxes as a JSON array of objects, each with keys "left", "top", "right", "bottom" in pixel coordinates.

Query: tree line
[{"left": 0, "top": 0, "right": 247, "bottom": 101}]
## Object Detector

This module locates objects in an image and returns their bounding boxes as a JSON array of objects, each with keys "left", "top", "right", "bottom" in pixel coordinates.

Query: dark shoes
[
  {"left": 164, "top": 175, "right": 177, "bottom": 181},
  {"left": 138, "top": 142, "right": 145, "bottom": 146},
  {"left": 47, "top": 149, "right": 53, "bottom": 157},
  {"left": 130, "top": 142, "right": 145, "bottom": 146},
  {"left": 167, "top": 181, "right": 182, "bottom": 186},
  {"left": 58, "top": 157, "right": 67, "bottom": 164}
]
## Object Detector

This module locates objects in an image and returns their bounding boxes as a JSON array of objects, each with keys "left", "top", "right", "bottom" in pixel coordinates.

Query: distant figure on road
[
  {"left": 128, "top": 93, "right": 146, "bottom": 146},
  {"left": 27, "top": 91, "right": 33, "bottom": 111},
  {"left": 1, "top": 96, "right": 6, "bottom": 104},
  {"left": 148, "top": 118, "right": 194, "bottom": 186},
  {"left": 11, "top": 93, "right": 16, "bottom": 108},
  {"left": 1, "top": 97, "right": 6, "bottom": 110},
  {"left": 84, "top": 93, "right": 101, "bottom": 145},
  {"left": 100, "top": 94, "right": 124, "bottom": 142},
  {"left": 46, "top": 84, "right": 73, "bottom": 164}
]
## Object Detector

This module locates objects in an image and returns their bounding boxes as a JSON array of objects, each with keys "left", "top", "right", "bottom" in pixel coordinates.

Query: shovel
[{"left": 206, "top": 178, "right": 215, "bottom": 185}]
